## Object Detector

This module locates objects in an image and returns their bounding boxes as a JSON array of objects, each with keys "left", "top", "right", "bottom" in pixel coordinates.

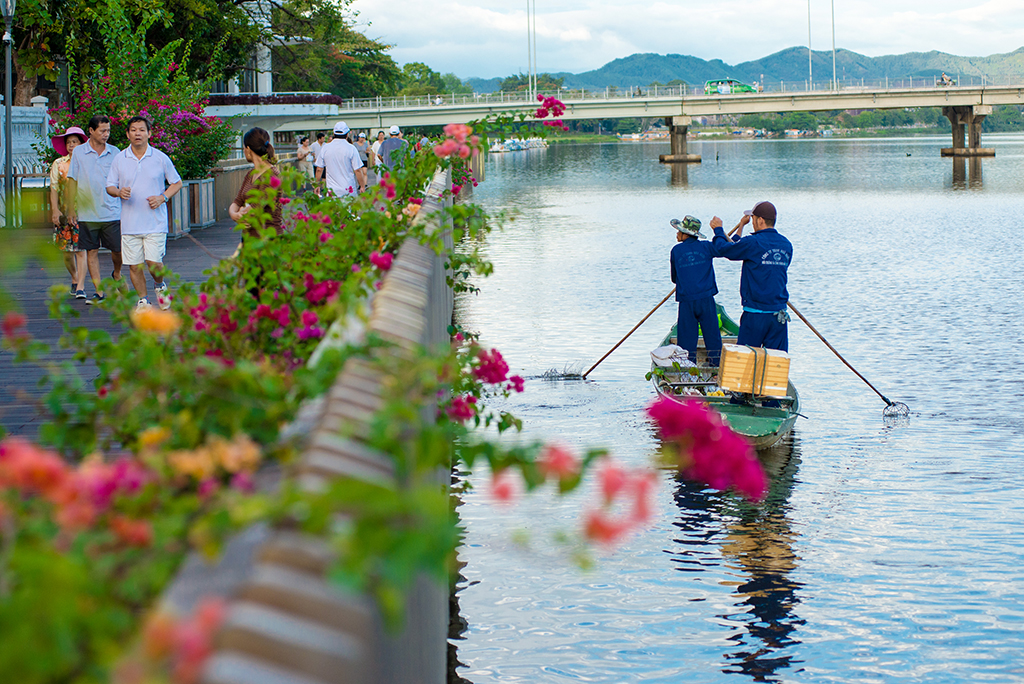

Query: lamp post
[
  {"left": 1, "top": 0, "right": 14, "bottom": 229},
  {"left": 830, "top": 0, "right": 837, "bottom": 90}
]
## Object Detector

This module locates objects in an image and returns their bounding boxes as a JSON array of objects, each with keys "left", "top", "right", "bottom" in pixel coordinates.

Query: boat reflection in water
[{"left": 669, "top": 434, "right": 805, "bottom": 681}]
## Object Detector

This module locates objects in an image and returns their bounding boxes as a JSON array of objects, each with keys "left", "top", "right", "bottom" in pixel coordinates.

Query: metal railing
[{"left": 320, "top": 75, "right": 1024, "bottom": 112}]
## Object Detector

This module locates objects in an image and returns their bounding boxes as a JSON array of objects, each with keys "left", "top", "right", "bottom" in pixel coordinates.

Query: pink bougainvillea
[{"left": 646, "top": 397, "right": 767, "bottom": 502}]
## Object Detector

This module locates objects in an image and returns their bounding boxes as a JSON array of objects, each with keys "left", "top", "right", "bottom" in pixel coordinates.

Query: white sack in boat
[{"left": 651, "top": 345, "right": 695, "bottom": 368}]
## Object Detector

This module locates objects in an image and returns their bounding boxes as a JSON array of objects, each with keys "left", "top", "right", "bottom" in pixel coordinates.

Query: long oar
[
  {"left": 583, "top": 289, "right": 674, "bottom": 379},
  {"left": 787, "top": 301, "right": 909, "bottom": 417}
]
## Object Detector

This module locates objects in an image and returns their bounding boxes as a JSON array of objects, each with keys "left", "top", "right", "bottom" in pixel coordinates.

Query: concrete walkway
[{"left": 0, "top": 220, "right": 242, "bottom": 437}]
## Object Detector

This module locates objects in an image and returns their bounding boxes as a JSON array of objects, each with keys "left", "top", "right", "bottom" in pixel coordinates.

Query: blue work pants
[
  {"left": 737, "top": 311, "right": 788, "bottom": 352},
  {"left": 677, "top": 297, "right": 722, "bottom": 365}
]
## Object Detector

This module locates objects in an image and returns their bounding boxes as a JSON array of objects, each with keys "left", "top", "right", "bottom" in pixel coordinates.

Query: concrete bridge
[{"left": 206, "top": 83, "right": 1024, "bottom": 161}]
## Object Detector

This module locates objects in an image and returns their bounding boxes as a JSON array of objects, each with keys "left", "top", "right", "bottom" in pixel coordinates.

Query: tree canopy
[{"left": 499, "top": 72, "right": 565, "bottom": 92}]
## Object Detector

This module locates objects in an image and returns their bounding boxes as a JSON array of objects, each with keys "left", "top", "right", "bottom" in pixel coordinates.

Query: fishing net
[{"left": 883, "top": 401, "right": 910, "bottom": 418}]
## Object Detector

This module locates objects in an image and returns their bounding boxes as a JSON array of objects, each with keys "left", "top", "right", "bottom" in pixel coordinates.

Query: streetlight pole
[
  {"left": 831, "top": 0, "right": 837, "bottom": 90},
  {"left": 808, "top": 0, "right": 812, "bottom": 87},
  {"left": 2, "top": 0, "right": 14, "bottom": 229}
]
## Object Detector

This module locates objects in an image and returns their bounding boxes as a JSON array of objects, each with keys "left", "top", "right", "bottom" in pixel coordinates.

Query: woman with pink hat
[{"left": 50, "top": 126, "right": 88, "bottom": 297}]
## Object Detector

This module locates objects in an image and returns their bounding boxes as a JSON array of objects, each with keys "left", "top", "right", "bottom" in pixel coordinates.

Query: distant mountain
[{"left": 466, "top": 47, "right": 1024, "bottom": 92}]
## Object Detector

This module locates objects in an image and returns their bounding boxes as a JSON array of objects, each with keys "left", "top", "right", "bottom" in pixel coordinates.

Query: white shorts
[{"left": 122, "top": 233, "right": 167, "bottom": 266}]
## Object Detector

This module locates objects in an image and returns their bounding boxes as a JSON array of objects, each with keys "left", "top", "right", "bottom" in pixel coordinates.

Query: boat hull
[{"left": 652, "top": 305, "right": 799, "bottom": 451}]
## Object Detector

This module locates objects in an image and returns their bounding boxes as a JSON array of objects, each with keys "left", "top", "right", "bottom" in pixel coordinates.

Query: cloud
[{"left": 352, "top": 0, "right": 1024, "bottom": 78}]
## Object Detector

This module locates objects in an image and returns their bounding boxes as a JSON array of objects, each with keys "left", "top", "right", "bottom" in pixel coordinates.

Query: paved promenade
[{"left": 0, "top": 220, "right": 242, "bottom": 437}]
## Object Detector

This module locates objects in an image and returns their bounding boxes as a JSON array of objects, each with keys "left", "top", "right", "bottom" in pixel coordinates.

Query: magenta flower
[
  {"left": 319, "top": 231, "right": 332, "bottom": 243},
  {"left": 369, "top": 251, "right": 393, "bottom": 271},
  {"left": 269, "top": 175, "right": 281, "bottom": 188},
  {"left": 446, "top": 395, "right": 475, "bottom": 422},
  {"left": 473, "top": 348, "right": 509, "bottom": 385}
]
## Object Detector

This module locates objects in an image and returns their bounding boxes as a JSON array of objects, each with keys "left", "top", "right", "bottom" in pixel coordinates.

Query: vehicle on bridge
[{"left": 704, "top": 79, "right": 756, "bottom": 95}]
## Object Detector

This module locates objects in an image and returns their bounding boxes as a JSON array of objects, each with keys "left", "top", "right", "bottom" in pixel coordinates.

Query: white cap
[
  {"left": 333, "top": 121, "right": 350, "bottom": 135},
  {"left": 389, "top": 125, "right": 401, "bottom": 135},
  {"left": 358, "top": 132, "right": 366, "bottom": 138}
]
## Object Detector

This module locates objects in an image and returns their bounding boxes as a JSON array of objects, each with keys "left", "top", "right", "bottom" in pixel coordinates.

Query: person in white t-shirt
[
  {"left": 105, "top": 116, "right": 183, "bottom": 310},
  {"left": 314, "top": 121, "right": 366, "bottom": 196}
]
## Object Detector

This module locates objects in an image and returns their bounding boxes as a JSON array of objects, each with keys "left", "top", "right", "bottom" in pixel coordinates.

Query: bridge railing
[{"left": 327, "top": 76, "right": 1024, "bottom": 112}]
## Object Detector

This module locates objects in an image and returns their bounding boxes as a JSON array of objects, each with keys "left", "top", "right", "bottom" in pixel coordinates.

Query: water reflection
[
  {"left": 668, "top": 163, "right": 689, "bottom": 187},
  {"left": 670, "top": 436, "right": 805, "bottom": 682},
  {"left": 950, "top": 157, "right": 984, "bottom": 190}
]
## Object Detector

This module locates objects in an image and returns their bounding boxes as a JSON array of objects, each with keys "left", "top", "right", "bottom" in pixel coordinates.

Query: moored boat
[{"left": 650, "top": 303, "right": 800, "bottom": 450}]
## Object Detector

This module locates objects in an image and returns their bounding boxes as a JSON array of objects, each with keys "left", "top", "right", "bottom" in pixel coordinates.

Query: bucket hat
[{"left": 671, "top": 215, "right": 703, "bottom": 238}]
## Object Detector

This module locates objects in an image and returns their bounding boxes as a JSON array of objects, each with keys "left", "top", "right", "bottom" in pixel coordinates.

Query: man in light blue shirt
[
  {"left": 106, "top": 116, "right": 183, "bottom": 310},
  {"left": 68, "top": 115, "right": 123, "bottom": 304}
]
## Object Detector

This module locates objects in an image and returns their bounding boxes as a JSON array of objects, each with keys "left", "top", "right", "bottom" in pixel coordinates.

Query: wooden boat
[{"left": 650, "top": 303, "right": 800, "bottom": 450}]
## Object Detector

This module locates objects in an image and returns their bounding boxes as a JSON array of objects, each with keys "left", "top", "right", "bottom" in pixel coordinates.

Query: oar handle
[
  {"left": 583, "top": 289, "right": 675, "bottom": 379},
  {"left": 787, "top": 301, "right": 893, "bottom": 405}
]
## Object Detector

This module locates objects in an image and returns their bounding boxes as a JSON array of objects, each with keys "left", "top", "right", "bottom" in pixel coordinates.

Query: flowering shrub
[{"left": 42, "top": 10, "right": 233, "bottom": 178}]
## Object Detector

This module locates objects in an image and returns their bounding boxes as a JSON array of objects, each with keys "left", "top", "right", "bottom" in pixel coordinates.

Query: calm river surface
[{"left": 451, "top": 135, "right": 1024, "bottom": 683}]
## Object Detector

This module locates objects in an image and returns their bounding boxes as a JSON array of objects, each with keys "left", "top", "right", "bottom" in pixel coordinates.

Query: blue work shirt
[
  {"left": 106, "top": 145, "right": 181, "bottom": 235},
  {"left": 670, "top": 237, "right": 720, "bottom": 301},
  {"left": 712, "top": 226, "right": 792, "bottom": 310},
  {"left": 68, "top": 141, "right": 121, "bottom": 222}
]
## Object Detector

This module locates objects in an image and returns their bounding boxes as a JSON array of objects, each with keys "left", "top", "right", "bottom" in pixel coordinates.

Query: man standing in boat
[
  {"left": 710, "top": 201, "right": 792, "bottom": 351},
  {"left": 670, "top": 216, "right": 723, "bottom": 366}
]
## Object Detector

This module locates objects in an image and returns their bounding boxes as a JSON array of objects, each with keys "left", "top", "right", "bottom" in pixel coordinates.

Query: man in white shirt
[
  {"left": 68, "top": 115, "right": 124, "bottom": 304},
  {"left": 310, "top": 132, "right": 324, "bottom": 163},
  {"left": 314, "top": 121, "right": 366, "bottom": 196},
  {"left": 105, "top": 116, "right": 183, "bottom": 310}
]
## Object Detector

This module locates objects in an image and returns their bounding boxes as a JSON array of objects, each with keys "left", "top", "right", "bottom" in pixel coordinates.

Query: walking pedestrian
[
  {"left": 376, "top": 125, "right": 410, "bottom": 172},
  {"left": 314, "top": 122, "right": 365, "bottom": 196},
  {"left": 229, "top": 127, "right": 282, "bottom": 238},
  {"left": 296, "top": 136, "right": 314, "bottom": 178},
  {"left": 371, "top": 130, "right": 386, "bottom": 162},
  {"left": 67, "top": 115, "right": 124, "bottom": 305},
  {"left": 353, "top": 132, "right": 370, "bottom": 168},
  {"left": 49, "top": 126, "right": 88, "bottom": 298},
  {"left": 310, "top": 132, "right": 325, "bottom": 163},
  {"left": 105, "top": 116, "right": 183, "bottom": 311}
]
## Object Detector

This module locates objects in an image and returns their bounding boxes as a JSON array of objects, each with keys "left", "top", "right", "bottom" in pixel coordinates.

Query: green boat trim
[{"left": 651, "top": 303, "right": 800, "bottom": 451}]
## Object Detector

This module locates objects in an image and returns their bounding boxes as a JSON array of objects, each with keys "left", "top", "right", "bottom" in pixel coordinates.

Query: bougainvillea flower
[
  {"left": 538, "top": 444, "right": 579, "bottom": 481},
  {"left": 370, "top": 251, "right": 393, "bottom": 271}
]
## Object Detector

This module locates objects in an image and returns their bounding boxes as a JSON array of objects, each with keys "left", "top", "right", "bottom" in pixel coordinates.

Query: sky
[{"left": 349, "top": 0, "right": 1024, "bottom": 80}]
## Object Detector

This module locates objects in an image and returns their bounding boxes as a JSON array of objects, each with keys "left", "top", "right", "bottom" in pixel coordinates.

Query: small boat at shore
[
  {"left": 650, "top": 303, "right": 800, "bottom": 450},
  {"left": 489, "top": 137, "right": 549, "bottom": 153}
]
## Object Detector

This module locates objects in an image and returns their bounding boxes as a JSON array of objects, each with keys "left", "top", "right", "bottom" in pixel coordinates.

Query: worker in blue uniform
[
  {"left": 670, "top": 215, "right": 723, "bottom": 366},
  {"left": 709, "top": 201, "right": 793, "bottom": 351}
]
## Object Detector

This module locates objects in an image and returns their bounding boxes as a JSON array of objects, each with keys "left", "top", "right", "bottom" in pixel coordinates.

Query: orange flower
[
  {"left": 111, "top": 515, "right": 153, "bottom": 547},
  {"left": 168, "top": 448, "right": 216, "bottom": 480},
  {"left": 210, "top": 434, "right": 261, "bottom": 473},
  {"left": 131, "top": 308, "right": 181, "bottom": 337}
]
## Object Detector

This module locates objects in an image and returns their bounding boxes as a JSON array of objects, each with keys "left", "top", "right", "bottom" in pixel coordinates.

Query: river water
[{"left": 450, "top": 134, "right": 1024, "bottom": 683}]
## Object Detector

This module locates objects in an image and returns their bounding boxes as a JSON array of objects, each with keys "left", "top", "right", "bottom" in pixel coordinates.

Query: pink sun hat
[{"left": 51, "top": 126, "right": 87, "bottom": 157}]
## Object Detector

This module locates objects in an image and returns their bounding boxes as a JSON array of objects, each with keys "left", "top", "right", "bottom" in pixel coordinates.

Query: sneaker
[
  {"left": 136, "top": 298, "right": 152, "bottom": 311},
  {"left": 86, "top": 293, "right": 105, "bottom": 305},
  {"left": 74, "top": 289, "right": 87, "bottom": 299},
  {"left": 154, "top": 283, "right": 171, "bottom": 310},
  {"left": 69, "top": 284, "right": 77, "bottom": 296}
]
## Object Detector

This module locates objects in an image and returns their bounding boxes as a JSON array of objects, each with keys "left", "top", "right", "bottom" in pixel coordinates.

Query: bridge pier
[
  {"left": 659, "top": 116, "right": 701, "bottom": 163},
  {"left": 941, "top": 105, "right": 995, "bottom": 157}
]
